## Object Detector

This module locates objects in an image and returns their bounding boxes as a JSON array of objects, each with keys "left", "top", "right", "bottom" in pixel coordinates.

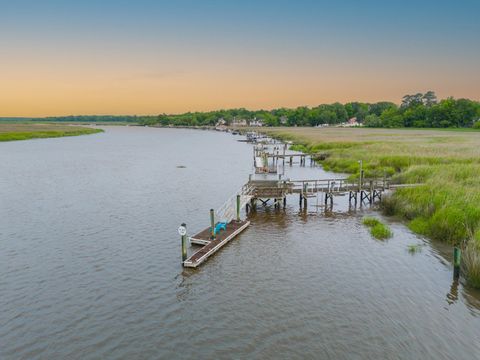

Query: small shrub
[
  {"left": 363, "top": 217, "right": 393, "bottom": 240},
  {"left": 362, "top": 217, "right": 381, "bottom": 227},
  {"left": 370, "top": 223, "right": 393, "bottom": 240}
]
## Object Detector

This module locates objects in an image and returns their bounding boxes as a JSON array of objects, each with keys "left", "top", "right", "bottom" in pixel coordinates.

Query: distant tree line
[
  {"left": 363, "top": 92, "right": 480, "bottom": 128},
  {"left": 33, "top": 91, "right": 480, "bottom": 128}
]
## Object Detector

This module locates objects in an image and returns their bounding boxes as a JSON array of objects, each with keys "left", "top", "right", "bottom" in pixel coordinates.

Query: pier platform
[{"left": 184, "top": 220, "right": 250, "bottom": 268}]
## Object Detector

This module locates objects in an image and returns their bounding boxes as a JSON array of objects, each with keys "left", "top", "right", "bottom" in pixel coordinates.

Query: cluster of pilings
[
  {"left": 246, "top": 196, "right": 287, "bottom": 213},
  {"left": 348, "top": 189, "right": 382, "bottom": 206}
]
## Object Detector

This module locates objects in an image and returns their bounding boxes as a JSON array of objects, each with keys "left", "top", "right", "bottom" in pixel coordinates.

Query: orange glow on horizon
[{"left": 1, "top": 54, "right": 479, "bottom": 117}]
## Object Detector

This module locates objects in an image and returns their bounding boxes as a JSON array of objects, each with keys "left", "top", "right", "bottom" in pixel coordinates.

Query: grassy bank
[
  {"left": 0, "top": 124, "right": 103, "bottom": 142},
  {"left": 260, "top": 127, "right": 480, "bottom": 287}
]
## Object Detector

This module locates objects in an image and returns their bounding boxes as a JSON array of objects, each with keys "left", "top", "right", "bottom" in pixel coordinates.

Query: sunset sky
[{"left": 1, "top": 0, "right": 479, "bottom": 117}]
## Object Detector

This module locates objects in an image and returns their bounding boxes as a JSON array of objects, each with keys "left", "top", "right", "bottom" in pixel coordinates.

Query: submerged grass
[
  {"left": 260, "top": 127, "right": 480, "bottom": 287},
  {"left": 0, "top": 124, "right": 103, "bottom": 142},
  {"left": 407, "top": 244, "right": 423, "bottom": 254}
]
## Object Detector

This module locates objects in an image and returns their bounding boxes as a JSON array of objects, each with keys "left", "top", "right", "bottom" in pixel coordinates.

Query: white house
[
  {"left": 249, "top": 117, "right": 264, "bottom": 127},
  {"left": 232, "top": 117, "right": 248, "bottom": 127}
]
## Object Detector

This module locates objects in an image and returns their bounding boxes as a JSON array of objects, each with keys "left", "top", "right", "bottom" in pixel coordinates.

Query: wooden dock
[
  {"left": 178, "top": 139, "right": 420, "bottom": 268},
  {"left": 183, "top": 220, "right": 250, "bottom": 268}
]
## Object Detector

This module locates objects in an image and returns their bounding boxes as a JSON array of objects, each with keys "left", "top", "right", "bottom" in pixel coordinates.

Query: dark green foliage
[
  {"left": 365, "top": 91, "right": 480, "bottom": 129},
  {"left": 4, "top": 91, "right": 478, "bottom": 129}
]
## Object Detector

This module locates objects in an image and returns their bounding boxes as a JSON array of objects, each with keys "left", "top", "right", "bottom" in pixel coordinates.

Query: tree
[
  {"left": 364, "top": 114, "right": 382, "bottom": 127},
  {"left": 369, "top": 102, "right": 397, "bottom": 116},
  {"left": 401, "top": 93, "right": 423, "bottom": 109},
  {"left": 158, "top": 114, "right": 169, "bottom": 126},
  {"left": 422, "top": 91, "right": 437, "bottom": 107}
]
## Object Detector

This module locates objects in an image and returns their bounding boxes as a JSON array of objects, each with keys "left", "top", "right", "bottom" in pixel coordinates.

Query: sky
[{"left": 1, "top": 0, "right": 479, "bottom": 117}]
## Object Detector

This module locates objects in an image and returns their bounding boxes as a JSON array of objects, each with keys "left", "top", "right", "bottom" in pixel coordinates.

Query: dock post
[
  {"left": 236, "top": 195, "right": 241, "bottom": 222},
  {"left": 299, "top": 193, "right": 303, "bottom": 207},
  {"left": 290, "top": 156, "right": 293, "bottom": 166},
  {"left": 369, "top": 181, "right": 374, "bottom": 204},
  {"left": 181, "top": 223, "right": 187, "bottom": 262},
  {"left": 210, "top": 209, "right": 215, "bottom": 239},
  {"left": 303, "top": 183, "right": 307, "bottom": 207},
  {"left": 283, "top": 196, "right": 287, "bottom": 208},
  {"left": 453, "top": 247, "right": 461, "bottom": 279}
]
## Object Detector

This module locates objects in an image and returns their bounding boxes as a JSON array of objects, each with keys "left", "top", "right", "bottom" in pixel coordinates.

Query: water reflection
[
  {"left": 446, "top": 279, "right": 459, "bottom": 305},
  {"left": 1, "top": 127, "right": 480, "bottom": 359}
]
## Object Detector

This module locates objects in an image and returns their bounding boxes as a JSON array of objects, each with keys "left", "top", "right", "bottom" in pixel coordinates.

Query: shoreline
[
  {"left": 255, "top": 126, "right": 480, "bottom": 288},
  {"left": 0, "top": 124, "right": 103, "bottom": 142}
]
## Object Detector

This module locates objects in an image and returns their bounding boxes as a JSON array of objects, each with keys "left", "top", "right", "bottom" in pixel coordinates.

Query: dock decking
[{"left": 184, "top": 220, "right": 250, "bottom": 268}]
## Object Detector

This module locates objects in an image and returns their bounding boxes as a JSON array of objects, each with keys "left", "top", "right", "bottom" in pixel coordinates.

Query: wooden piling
[
  {"left": 369, "top": 181, "right": 374, "bottom": 204},
  {"left": 236, "top": 194, "right": 241, "bottom": 221},
  {"left": 454, "top": 247, "right": 461, "bottom": 278},
  {"left": 210, "top": 209, "right": 215, "bottom": 239}
]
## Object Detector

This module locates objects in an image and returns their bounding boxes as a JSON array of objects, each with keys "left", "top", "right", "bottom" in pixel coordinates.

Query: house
[
  {"left": 249, "top": 117, "right": 264, "bottom": 127},
  {"left": 342, "top": 117, "right": 360, "bottom": 127},
  {"left": 231, "top": 117, "right": 248, "bottom": 127},
  {"left": 216, "top": 118, "right": 226, "bottom": 126}
]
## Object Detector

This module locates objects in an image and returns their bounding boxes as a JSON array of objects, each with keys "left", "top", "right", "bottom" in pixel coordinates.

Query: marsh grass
[
  {"left": 0, "top": 124, "right": 102, "bottom": 141},
  {"left": 261, "top": 127, "right": 480, "bottom": 286},
  {"left": 362, "top": 217, "right": 393, "bottom": 240},
  {"left": 362, "top": 217, "right": 381, "bottom": 227}
]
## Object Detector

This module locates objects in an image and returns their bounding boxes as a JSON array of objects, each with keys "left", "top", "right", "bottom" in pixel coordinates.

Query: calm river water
[{"left": 1, "top": 126, "right": 479, "bottom": 359}]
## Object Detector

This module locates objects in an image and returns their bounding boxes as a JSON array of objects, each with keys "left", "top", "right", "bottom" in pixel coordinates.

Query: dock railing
[
  {"left": 215, "top": 184, "right": 254, "bottom": 223},
  {"left": 289, "top": 178, "right": 390, "bottom": 195}
]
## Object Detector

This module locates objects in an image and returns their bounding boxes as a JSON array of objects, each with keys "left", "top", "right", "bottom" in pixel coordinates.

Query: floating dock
[{"left": 183, "top": 220, "right": 250, "bottom": 268}]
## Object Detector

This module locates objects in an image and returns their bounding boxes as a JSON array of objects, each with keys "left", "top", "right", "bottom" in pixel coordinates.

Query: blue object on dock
[{"left": 213, "top": 222, "right": 227, "bottom": 235}]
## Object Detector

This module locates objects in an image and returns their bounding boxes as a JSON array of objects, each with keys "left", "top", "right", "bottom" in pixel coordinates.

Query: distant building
[
  {"left": 342, "top": 117, "right": 361, "bottom": 127},
  {"left": 232, "top": 117, "right": 248, "bottom": 127},
  {"left": 249, "top": 117, "right": 264, "bottom": 127},
  {"left": 216, "top": 118, "right": 226, "bottom": 126}
]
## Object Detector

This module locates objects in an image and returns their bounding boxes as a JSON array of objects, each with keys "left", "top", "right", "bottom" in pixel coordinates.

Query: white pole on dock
[
  {"left": 358, "top": 160, "right": 363, "bottom": 192},
  {"left": 179, "top": 223, "right": 187, "bottom": 262}
]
